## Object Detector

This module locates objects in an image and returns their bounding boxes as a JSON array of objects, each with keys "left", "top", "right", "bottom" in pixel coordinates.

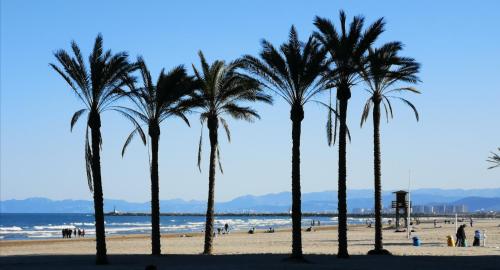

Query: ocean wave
[
  {"left": 107, "top": 222, "right": 151, "bottom": 226},
  {"left": 33, "top": 225, "right": 75, "bottom": 230},
  {"left": 0, "top": 226, "right": 23, "bottom": 231},
  {"left": 105, "top": 227, "right": 151, "bottom": 234},
  {"left": 27, "top": 233, "right": 57, "bottom": 238},
  {"left": 70, "top": 222, "right": 95, "bottom": 226}
]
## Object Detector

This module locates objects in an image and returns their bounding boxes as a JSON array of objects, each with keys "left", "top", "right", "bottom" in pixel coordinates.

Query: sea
[{"left": 0, "top": 213, "right": 372, "bottom": 240}]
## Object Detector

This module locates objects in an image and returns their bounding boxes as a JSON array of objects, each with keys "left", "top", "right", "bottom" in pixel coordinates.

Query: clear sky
[{"left": 1, "top": 0, "right": 499, "bottom": 202}]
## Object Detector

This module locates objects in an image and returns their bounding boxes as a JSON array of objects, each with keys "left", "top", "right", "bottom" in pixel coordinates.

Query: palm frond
[
  {"left": 487, "top": 148, "right": 500, "bottom": 169},
  {"left": 85, "top": 126, "right": 93, "bottom": 193},
  {"left": 393, "top": 97, "right": 419, "bottom": 121},
  {"left": 197, "top": 123, "right": 203, "bottom": 172},
  {"left": 219, "top": 117, "right": 231, "bottom": 142},
  {"left": 360, "top": 99, "right": 372, "bottom": 127},
  {"left": 121, "top": 126, "right": 147, "bottom": 157},
  {"left": 216, "top": 144, "right": 223, "bottom": 174},
  {"left": 71, "top": 109, "right": 87, "bottom": 131}
]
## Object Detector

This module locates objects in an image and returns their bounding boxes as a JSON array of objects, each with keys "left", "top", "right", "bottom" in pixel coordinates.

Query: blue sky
[{"left": 1, "top": 0, "right": 499, "bottom": 202}]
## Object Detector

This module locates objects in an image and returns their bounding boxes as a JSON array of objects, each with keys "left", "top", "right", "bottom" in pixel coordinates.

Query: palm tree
[
  {"left": 359, "top": 42, "right": 421, "bottom": 255},
  {"left": 488, "top": 148, "right": 500, "bottom": 169},
  {"left": 314, "top": 11, "right": 385, "bottom": 258},
  {"left": 50, "top": 34, "right": 136, "bottom": 264},
  {"left": 116, "top": 57, "right": 196, "bottom": 255},
  {"left": 241, "top": 26, "right": 328, "bottom": 260},
  {"left": 187, "top": 51, "right": 272, "bottom": 254}
]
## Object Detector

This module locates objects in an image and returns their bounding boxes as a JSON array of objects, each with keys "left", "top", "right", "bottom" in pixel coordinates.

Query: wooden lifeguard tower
[{"left": 392, "top": 190, "right": 410, "bottom": 230}]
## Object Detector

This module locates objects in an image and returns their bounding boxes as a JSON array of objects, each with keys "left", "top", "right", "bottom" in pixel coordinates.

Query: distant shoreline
[
  {"left": 104, "top": 212, "right": 497, "bottom": 218},
  {"left": 1, "top": 212, "right": 497, "bottom": 218}
]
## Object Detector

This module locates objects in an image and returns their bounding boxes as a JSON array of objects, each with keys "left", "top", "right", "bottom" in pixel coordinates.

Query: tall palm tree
[
  {"left": 314, "top": 11, "right": 385, "bottom": 258},
  {"left": 50, "top": 34, "right": 136, "bottom": 264},
  {"left": 116, "top": 57, "right": 196, "bottom": 255},
  {"left": 241, "top": 26, "right": 328, "bottom": 260},
  {"left": 187, "top": 51, "right": 272, "bottom": 254},
  {"left": 488, "top": 148, "right": 500, "bottom": 169},
  {"left": 359, "top": 42, "right": 421, "bottom": 255}
]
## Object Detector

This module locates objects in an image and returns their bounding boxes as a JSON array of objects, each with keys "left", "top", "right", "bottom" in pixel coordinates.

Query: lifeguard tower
[{"left": 392, "top": 190, "right": 410, "bottom": 230}]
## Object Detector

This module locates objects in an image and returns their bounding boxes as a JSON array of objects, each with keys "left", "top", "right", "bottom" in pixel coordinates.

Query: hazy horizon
[
  {"left": 1, "top": 0, "right": 499, "bottom": 202},
  {"left": 3, "top": 187, "right": 500, "bottom": 204}
]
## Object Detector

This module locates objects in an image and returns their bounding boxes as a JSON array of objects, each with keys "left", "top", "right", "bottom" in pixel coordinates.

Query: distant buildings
[{"left": 412, "top": 204, "right": 467, "bottom": 214}]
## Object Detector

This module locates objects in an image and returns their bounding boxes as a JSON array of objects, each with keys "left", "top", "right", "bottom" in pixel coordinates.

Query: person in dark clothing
[
  {"left": 224, "top": 223, "right": 229, "bottom": 233},
  {"left": 456, "top": 225, "right": 463, "bottom": 247},
  {"left": 473, "top": 230, "right": 481, "bottom": 246},
  {"left": 460, "top": 224, "right": 467, "bottom": 246},
  {"left": 457, "top": 224, "right": 467, "bottom": 247}
]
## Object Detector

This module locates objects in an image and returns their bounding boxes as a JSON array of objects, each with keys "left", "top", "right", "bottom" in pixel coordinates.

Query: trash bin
[{"left": 412, "top": 236, "right": 421, "bottom": 246}]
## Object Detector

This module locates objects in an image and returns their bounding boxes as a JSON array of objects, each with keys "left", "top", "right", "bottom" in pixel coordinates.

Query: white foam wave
[
  {"left": 105, "top": 227, "right": 151, "bottom": 234},
  {"left": 0, "top": 226, "right": 23, "bottom": 231},
  {"left": 27, "top": 233, "right": 57, "bottom": 238},
  {"left": 70, "top": 222, "right": 94, "bottom": 226},
  {"left": 33, "top": 225, "right": 75, "bottom": 230},
  {"left": 108, "top": 222, "right": 151, "bottom": 226}
]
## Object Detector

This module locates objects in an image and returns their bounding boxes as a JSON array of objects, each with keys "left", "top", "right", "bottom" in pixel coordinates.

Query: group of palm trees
[{"left": 51, "top": 10, "right": 421, "bottom": 264}]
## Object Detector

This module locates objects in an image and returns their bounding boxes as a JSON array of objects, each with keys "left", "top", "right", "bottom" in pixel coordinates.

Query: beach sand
[{"left": 1, "top": 218, "right": 499, "bottom": 269}]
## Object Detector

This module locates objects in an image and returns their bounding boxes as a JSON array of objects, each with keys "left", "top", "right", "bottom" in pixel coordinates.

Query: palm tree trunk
[
  {"left": 89, "top": 112, "right": 107, "bottom": 265},
  {"left": 373, "top": 101, "right": 383, "bottom": 251},
  {"left": 367, "top": 100, "right": 391, "bottom": 255},
  {"left": 290, "top": 105, "right": 304, "bottom": 259},
  {"left": 149, "top": 124, "right": 161, "bottom": 255},
  {"left": 337, "top": 96, "right": 349, "bottom": 259},
  {"left": 203, "top": 118, "right": 218, "bottom": 255}
]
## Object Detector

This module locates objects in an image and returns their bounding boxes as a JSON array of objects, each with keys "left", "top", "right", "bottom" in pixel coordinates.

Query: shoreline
[
  {"left": 0, "top": 225, "right": 339, "bottom": 246},
  {"left": 2, "top": 219, "right": 499, "bottom": 257}
]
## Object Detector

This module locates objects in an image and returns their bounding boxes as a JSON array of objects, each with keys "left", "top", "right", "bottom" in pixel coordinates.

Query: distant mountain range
[{"left": 1, "top": 188, "right": 499, "bottom": 213}]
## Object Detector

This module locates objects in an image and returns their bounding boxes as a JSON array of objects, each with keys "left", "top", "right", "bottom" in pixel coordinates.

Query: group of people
[
  {"left": 246, "top": 226, "right": 275, "bottom": 234},
  {"left": 310, "top": 220, "right": 321, "bottom": 226},
  {"left": 216, "top": 223, "right": 231, "bottom": 235},
  {"left": 61, "top": 228, "right": 85, "bottom": 238},
  {"left": 455, "top": 223, "right": 484, "bottom": 247}
]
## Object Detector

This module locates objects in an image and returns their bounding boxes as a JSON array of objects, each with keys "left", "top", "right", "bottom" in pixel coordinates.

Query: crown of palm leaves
[
  {"left": 113, "top": 57, "right": 196, "bottom": 157},
  {"left": 359, "top": 41, "right": 421, "bottom": 126},
  {"left": 187, "top": 51, "right": 272, "bottom": 173},
  {"left": 50, "top": 34, "right": 136, "bottom": 191}
]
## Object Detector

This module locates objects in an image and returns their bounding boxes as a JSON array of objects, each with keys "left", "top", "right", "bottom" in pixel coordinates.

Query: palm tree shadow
[{"left": 1, "top": 254, "right": 499, "bottom": 270}]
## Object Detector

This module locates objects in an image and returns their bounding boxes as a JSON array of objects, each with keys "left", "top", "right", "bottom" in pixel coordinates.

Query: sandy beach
[{"left": 1, "top": 218, "right": 499, "bottom": 269}]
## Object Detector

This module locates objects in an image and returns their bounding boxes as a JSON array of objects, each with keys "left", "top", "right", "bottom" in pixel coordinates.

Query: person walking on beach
[
  {"left": 457, "top": 224, "right": 467, "bottom": 247},
  {"left": 456, "top": 225, "right": 463, "bottom": 247},
  {"left": 470, "top": 217, "right": 474, "bottom": 227},
  {"left": 224, "top": 223, "right": 229, "bottom": 233}
]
